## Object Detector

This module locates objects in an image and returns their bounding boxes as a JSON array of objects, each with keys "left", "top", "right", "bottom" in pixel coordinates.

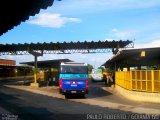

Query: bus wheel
[
  {"left": 59, "top": 89, "right": 62, "bottom": 94},
  {"left": 81, "top": 94, "right": 85, "bottom": 98},
  {"left": 65, "top": 94, "right": 69, "bottom": 99},
  {"left": 91, "top": 79, "right": 95, "bottom": 83}
]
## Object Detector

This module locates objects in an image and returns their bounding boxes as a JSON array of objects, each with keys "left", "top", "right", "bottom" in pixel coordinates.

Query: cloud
[
  {"left": 111, "top": 29, "right": 118, "bottom": 32},
  {"left": 108, "top": 28, "right": 135, "bottom": 39},
  {"left": 135, "top": 39, "right": 160, "bottom": 48},
  {"left": 50, "top": 0, "right": 160, "bottom": 15},
  {"left": 28, "top": 13, "right": 81, "bottom": 28}
]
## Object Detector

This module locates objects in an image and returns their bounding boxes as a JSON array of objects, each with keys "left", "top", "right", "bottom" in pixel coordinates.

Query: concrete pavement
[{"left": 5, "top": 84, "right": 160, "bottom": 115}]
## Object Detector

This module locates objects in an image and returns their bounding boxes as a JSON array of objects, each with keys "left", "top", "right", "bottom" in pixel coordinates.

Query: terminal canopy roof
[
  {"left": 20, "top": 59, "right": 73, "bottom": 68},
  {"left": 0, "top": 0, "right": 53, "bottom": 36},
  {"left": 105, "top": 47, "right": 160, "bottom": 68},
  {"left": 0, "top": 40, "right": 133, "bottom": 55}
]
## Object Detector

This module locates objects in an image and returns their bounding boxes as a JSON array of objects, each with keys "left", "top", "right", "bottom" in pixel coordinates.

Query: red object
[
  {"left": 59, "top": 78, "right": 62, "bottom": 89},
  {"left": 70, "top": 81, "right": 79, "bottom": 84},
  {"left": 86, "top": 79, "right": 89, "bottom": 90},
  {"left": 70, "top": 81, "right": 73, "bottom": 84},
  {"left": 76, "top": 81, "right": 78, "bottom": 85}
]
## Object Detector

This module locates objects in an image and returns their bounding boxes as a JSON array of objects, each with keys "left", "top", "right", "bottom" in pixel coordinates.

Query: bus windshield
[
  {"left": 61, "top": 65, "right": 88, "bottom": 74},
  {"left": 92, "top": 69, "right": 102, "bottom": 74}
]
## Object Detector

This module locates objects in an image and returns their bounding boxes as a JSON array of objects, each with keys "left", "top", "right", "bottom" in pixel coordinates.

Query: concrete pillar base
[
  {"left": 31, "top": 83, "right": 39, "bottom": 87},
  {"left": 111, "top": 84, "right": 115, "bottom": 88}
]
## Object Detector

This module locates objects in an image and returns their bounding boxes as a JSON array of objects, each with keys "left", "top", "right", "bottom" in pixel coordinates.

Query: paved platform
[{"left": 5, "top": 84, "right": 160, "bottom": 115}]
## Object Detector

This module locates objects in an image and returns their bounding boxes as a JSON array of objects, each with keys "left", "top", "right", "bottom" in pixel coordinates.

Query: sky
[{"left": 1, "top": 0, "right": 160, "bottom": 68}]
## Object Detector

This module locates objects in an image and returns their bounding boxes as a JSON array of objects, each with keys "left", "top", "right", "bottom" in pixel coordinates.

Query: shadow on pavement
[
  {"left": 87, "top": 81, "right": 113, "bottom": 99},
  {"left": 64, "top": 94, "right": 86, "bottom": 99},
  {"left": 0, "top": 86, "right": 87, "bottom": 120},
  {"left": 0, "top": 91, "right": 54, "bottom": 120}
]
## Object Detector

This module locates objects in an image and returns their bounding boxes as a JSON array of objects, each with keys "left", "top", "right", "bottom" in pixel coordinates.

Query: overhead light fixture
[{"left": 140, "top": 51, "right": 145, "bottom": 57}]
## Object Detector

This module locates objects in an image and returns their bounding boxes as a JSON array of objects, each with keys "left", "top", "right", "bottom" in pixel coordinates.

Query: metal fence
[{"left": 116, "top": 70, "right": 160, "bottom": 92}]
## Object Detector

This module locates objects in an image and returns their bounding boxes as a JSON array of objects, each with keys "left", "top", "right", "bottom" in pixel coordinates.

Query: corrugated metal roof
[
  {"left": 0, "top": 0, "right": 54, "bottom": 36},
  {"left": 20, "top": 59, "right": 73, "bottom": 68},
  {"left": 0, "top": 40, "right": 133, "bottom": 55},
  {"left": 105, "top": 47, "right": 160, "bottom": 67}
]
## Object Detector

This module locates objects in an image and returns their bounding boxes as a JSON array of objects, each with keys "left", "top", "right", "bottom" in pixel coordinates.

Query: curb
[{"left": 114, "top": 85, "right": 160, "bottom": 103}]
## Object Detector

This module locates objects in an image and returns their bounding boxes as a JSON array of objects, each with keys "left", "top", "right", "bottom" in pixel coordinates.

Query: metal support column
[
  {"left": 34, "top": 55, "right": 38, "bottom": 84},
  {"left": 28, "top": 49, "right": 43, "bottom": 87}
]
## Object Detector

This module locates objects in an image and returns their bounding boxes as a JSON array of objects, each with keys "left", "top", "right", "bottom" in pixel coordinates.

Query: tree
[
  {"left": 98, "top": 66, "right": 106, "bottom": 72},
  {"left": 88, "top": 64, "right": 93, "bottom": 73}
]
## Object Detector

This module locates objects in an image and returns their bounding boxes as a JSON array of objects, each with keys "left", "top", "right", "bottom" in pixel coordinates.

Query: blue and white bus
[
  {"left": 59, "top": 62, "right": 88, "bottom": 97},
  {"left": 91, "top": 68, "right": 103, "bottom": 82}
]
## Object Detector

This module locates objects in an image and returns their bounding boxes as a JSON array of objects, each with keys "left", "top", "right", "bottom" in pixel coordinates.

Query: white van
[{"left": 91, "top": 69, "right": 103, "bottom": 82}]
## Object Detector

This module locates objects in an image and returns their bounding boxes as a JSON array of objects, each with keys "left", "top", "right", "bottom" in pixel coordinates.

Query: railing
[
  {"left": 116, "top": 70, "right": 160, "bottom": 92},
  {"left": 0, "top": 75, "right": 34, "bottom": 82}
]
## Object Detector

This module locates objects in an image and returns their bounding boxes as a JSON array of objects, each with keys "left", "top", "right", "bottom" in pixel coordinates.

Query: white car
[{"left": 91, "top": 69, "right": 103, "bottom": 82}]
